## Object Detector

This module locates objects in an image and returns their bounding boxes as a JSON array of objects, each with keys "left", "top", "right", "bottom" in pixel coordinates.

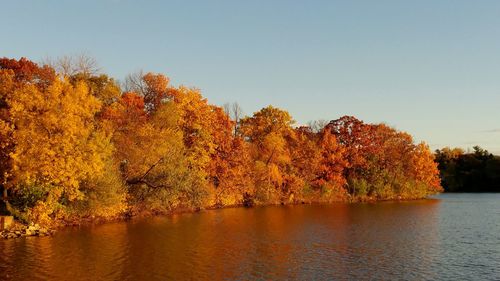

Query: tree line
[
  {"left": 435, "top": 146, "right": 500, "bottom": 192},
  {"left": 0, "top": 57, "right": 442, "bottom": 226}
]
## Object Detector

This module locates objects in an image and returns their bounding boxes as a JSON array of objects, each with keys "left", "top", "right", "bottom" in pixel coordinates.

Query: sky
[{"left": 1, "top": 0, "right": 500, "bottom": 153}]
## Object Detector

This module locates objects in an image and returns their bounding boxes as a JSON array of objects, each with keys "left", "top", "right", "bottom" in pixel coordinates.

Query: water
[{"left": 1, "top": 193, "right": 499, "bottom": 280}]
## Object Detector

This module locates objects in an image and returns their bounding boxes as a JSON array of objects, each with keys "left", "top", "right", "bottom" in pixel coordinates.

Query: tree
[
  {"left": 209, "top": 120, "right": 253, "bottom": 206},
  {"left": 289, "top": 126, "right": 322, "bottom": 188},
  {"left": 435, "top": 146, "right": 500, "bottom": 192},
  {"left": 223, "top": 102, "right": 244, "bottom": 136},
  {"left": 0, "top": 57, "right": 56, "bottom": 88},
  {"left": 411, "top": 143, "right": 442, "bottom": 193},
  {"left": 7, "top": 78, "right": 111, "bottom": 224},
  {"left": 42, "top": 53, "right": 100, "bottom": 77},
  {"left": 168, "top": 86, "right": 216, "bottom": 178},
  {"left": 0, "top": 57, "right": 57, "bottom": 208},
  {"left": 124, "top": 71, "right": 171, "bottom": 113},
  {"left": 239, "top": 106, "right": 299, "bottom": 202},
  {"left": 169, "top": 88, "right": 254, "bottom": 206},
  {"left": 70, "top": 73, "right": 121, "bottom": 106},
  {"left": 315, "top": 129, "right": 348, "bottom": 190},
  {"left": 324, "top": 116, "right": 376, "bottom": 194},
  {"left": 101, "top": 92, "right": 205, "bottom": 211}
]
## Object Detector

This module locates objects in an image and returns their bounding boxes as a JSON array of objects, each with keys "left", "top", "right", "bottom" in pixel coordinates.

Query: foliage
[
  {"left": 0, "top": 57, "right": 443, "bottom": 226},
  {"left": 435, "top": 146, "right": 500, "bottom": 192},
  {"left": 70, "top": 159, "right": 127, "bottom": 219},
  {"left": 8, "top": 79, "right": 107, "bottom": 200}
]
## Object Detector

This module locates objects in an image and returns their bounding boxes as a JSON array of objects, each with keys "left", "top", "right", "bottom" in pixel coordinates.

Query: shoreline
[{"left": 1, "top": 194, "right": 438, "bottom": 240}]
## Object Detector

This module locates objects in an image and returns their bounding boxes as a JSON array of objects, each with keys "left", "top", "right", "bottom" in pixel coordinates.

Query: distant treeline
[
  {"left": 0, "top": 57, "right": 442, "bottom": 226},
  {"left": 435, "top": 147, "right": 500, "bottom": 192}
]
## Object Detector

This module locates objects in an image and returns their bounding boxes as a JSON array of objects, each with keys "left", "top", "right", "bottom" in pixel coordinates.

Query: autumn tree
[
  {"left": 168, "top": 87, "right": 215, "bottom": 178},
  {"left": 239, "top": 106, "right": 302, "bottom": 203},
  {"left": 101, "top": 92, "right": 204, "bottom": 211},
  {"left": 0, "top": 58, "right": 56, "bottom": 205},
  {"left": 70, "top": 73, "right": 121, "bottom": 106},
  {"left": 0, "top": 58, "right": 129, "bottom": 223},
  {"left": 314, "top": 129, "right": 348, "bottom": 193},
  {"left": 359, "top": 124, "right": 417, "bottom": 198},
  {"left": 411, "top": 143, "right": 442, "bottom": 194},
  {"left": 169, "top": 87, "right": 253, "bottom": 206},
  {"left": 325, "top": 116, "right": 379, "bottom": 195},
  {"left": 207, "top": 107, "right": 252, "bottom": 206},
  {"left": 6, "top": 77, "right": 115, "bottom": 224},
  {"left": 124, "top": 71, "right": 171, "bottom": 113},
  {"left": 289, "top": 126, "right": 322, "bottom": 188}
]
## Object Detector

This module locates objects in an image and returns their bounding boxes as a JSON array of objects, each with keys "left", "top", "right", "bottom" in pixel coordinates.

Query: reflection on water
[{"left": 1, "top": 194, "right": 500, "bottom": 280}]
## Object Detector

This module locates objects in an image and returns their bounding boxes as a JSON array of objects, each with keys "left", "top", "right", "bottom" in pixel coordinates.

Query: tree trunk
[
  {"left": 0, "top": 186, "right": 8, "bottom": 215},
  {"left": 2, "top": 187, "right": 6, "bottom": 200}
]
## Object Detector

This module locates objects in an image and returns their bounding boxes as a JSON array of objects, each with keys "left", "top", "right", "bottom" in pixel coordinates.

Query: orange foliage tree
[{"left": 239, "top": 106, "right": 302, "bottom": 203}]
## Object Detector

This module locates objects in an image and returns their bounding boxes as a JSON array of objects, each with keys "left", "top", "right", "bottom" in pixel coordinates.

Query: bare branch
[
  {"left": 42, "top": 52, "right": 100, "bottom": 76},
  {"left": 308, "top": 119, "right": 329, "bottom": 133},
  {"left": 223, "top": 102, "right": 244, "bottom": 136},
  {"left": 123, "top": 70, "right": 146, "bottom": 94},
  {"left": 125, "top": 157, "right": 166, "bottom": 189}
]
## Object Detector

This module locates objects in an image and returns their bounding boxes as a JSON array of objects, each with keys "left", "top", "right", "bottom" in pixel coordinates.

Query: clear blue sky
[{"left": 2, "top": 0, "right": 500, "bottom": 153}]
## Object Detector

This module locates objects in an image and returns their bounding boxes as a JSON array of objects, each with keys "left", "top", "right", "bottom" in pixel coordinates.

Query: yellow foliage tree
[
  {"left": 169, "top": 86, "right": 216, "bottom": 175},
  {"left": 411, "top": 143, "right": 442, "bottom": 193},
  {"left": 6, "top": 78, "right": 114, "bottom": 223},
  {"left": 240, "top": 106, "right": 299, "bottom": 203},
  {"left": 9, "top": 79, "right": 105, "bottom": 196}
]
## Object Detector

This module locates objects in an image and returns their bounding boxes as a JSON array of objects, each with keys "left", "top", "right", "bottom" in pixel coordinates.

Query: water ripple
[{"left": 1, "top": 194, "right": 500, "bottom": 280}]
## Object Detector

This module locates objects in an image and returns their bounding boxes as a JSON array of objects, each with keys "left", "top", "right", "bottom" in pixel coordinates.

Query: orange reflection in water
[{"left": 0, "top": 200, "right": 441, "bottom": 281}]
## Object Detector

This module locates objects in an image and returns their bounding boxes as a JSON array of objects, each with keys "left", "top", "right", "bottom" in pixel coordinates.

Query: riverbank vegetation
[
  {"left": 0, "top": 57, "right": 442, "bottom": 227},
  {"left": 435, "top": 146, "right": 500, "bottom": 192}
]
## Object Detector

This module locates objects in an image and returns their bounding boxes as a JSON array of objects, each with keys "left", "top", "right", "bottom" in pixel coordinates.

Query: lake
[{"left": 1, "top": 193, "right": 499, "bottom": 280}]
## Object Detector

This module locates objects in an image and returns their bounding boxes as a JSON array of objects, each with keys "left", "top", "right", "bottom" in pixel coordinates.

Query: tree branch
[{"left": 125, "top": 157, "right": 166, "bottom": 189}]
